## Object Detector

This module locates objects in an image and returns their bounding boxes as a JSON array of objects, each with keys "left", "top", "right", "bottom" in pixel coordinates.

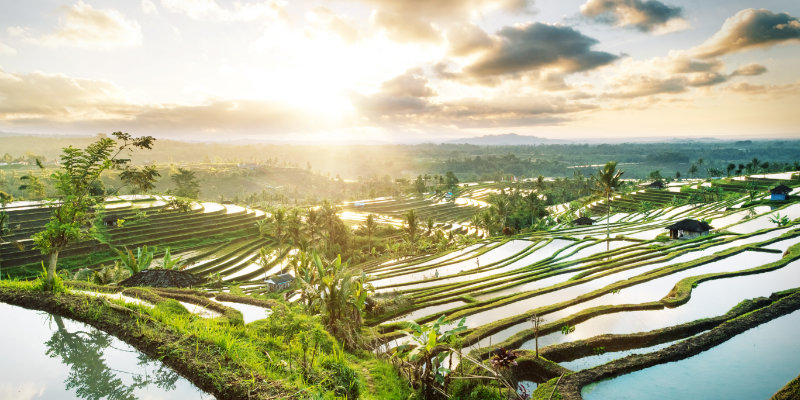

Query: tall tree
[
  {"left": 404, "top": 209, "right": 419, "bottom": 247},
  {"left": 33, "top": 132, "right": 155, "bottom": 290},
  {"left": 594, "top": 161, "right": 624, "bottom": 252},
  {"left": 361, "top": 213, "right": 377, "bottom": 251},
  {"left": 170, "top": 168, "right": 200, "bottom": 198}
]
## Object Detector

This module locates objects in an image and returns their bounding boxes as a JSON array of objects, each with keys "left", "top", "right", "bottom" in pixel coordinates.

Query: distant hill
[{"left": 446, "top": 133, "right": 571, "bottom": 145}]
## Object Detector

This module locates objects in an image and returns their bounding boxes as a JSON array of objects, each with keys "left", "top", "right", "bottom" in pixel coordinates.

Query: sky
[{"left": 0, "top": 0, "right": 798, "bottom": 143}]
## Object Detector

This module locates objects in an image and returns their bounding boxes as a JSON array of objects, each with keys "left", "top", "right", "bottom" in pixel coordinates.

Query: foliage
[
  {"left": 159, "top": 247, "right": 185, "bottom": 270},
  {"left": 115, "top": 245, "right": 156, "bottom": 274},
  {"left": 594, "top": 161, "right": 623, "bottom": 251},
  {"left": 31, "top": 132, "right": 155, "bottom": 290},
  {"left": 394, "top": 315, "right": 467, "bottom": 399},
  {"left": 170, "top": 167, "right": 200, "bottom": 198},
  {"left": 770, "top": 213, "right": 791, "bottom": 227},
  {"left": 297, "top": 252, "right": 373, "bottom": 349},
  {"left": 119, "top": 164, "right": 161, "bottom": 193}
]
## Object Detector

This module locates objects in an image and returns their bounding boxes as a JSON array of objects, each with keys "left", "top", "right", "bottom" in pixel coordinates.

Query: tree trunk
[
  {"left": 606, "top": 191, "right": 611, "bottom": 252},
  {"left": 47, "top": 250, "right": 59, "bottom": 290}
]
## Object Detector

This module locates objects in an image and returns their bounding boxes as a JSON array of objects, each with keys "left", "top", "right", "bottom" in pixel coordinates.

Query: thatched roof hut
[
  {"left": 665, "top": 219, "right": 712, "bottom": 239},
  {"left": 574, "top": 216, "right": 596, "bottom": 226}
]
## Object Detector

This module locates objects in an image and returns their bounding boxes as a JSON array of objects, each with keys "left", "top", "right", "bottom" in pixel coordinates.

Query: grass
[{"left": 0, "top": 280, "right": 411, "bottom": 399}]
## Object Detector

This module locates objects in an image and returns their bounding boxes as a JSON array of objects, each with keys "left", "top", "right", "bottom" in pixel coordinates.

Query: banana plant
[
  {"left": 115, "top": 245, "right": 156, "bottom": 274},
  {"left": 394, "top": 315, "right": 467, "bottom": 397},
  {"left": 160, "top": 247, "right": 185, "bottom": 270}
]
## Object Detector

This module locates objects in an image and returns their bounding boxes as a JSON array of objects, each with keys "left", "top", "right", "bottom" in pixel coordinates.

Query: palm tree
[
  {"left": 361, "top": 213, "right": 377, "bottom": 251},
  {"left": 594, "top": 161, "right": 624, "bottom": 252},
  {"left": 305, "top": 207, "right": 320, "bottom": 245},
  {"left": 404, "top": 209, "right": 419, "bottom": 247}
]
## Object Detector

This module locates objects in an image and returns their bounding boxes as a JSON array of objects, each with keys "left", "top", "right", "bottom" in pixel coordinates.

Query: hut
[
  {"left": 573, "top": 216, "right": 596, "bottom": 226},
  {"left": 647, "top": 180, "right": 665, "bottom": 190},
  {"left": 265, "top": 273, "right": 294, "bottom": 291},
  {"left": 665, "top": 219, "right": 712, "bottom": 240},
  {"left": 770, "top": 184, "right": 791, "bottom": 201}
]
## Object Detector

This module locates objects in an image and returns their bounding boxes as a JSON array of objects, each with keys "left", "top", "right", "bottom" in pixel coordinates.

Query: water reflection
[
  {"left": 0, "top": 302, "right": 211, "bottom": 399},
  {"left": 45, "top": 315, "right": 180, "bottom": 400}
]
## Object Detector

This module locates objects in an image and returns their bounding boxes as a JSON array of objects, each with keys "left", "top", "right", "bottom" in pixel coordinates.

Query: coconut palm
[
  {"left": 594, "top": 161, "right": 624, "bottom": 252},
  {"left": 361, "top": 213, "right": 377, "bottom": 251},
  {"left": 404, "top": 209, "right": 419, "bottom": 246}
]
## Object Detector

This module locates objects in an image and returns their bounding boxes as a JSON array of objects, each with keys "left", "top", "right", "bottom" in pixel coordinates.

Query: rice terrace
[{"left": 2, "top": 1, "right": 800, "bottom": 399}]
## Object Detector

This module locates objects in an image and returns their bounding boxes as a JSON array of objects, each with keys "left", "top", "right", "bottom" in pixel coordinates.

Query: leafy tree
[
  {"left": 688, "top": 164, "right": 698, "bottom": 178},
  {"left": 120, "top": 164, "right": 160, "bottom": 194},
  {"left": 32, "top": 132, "right": 155, "bottom": 290},
  {"left": 444, "top": 171, "right": 459, "bottom": 190},
  {"left": 414, "top": 175, "right": 426, "bottom": 194},
  {"left": 170, "top": 167, "right": 199, "bottom": 198},
  {"left": 594, "top": 161, "right": 623, "bottom": 252},
  {"left": 19, "top": 174, "right": 46, "bottom": 199},
  {"left": 726, "top": 163, "right": 736, "bottom": 177}
]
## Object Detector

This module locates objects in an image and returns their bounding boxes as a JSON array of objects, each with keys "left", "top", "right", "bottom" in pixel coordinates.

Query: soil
[{"left": 119, "top": 269, "right": 203, "bottom": 288}]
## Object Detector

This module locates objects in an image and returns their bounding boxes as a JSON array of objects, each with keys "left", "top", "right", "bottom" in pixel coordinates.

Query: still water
[
  {"left": 581, "top": 309, "right": 800, "bottom": 400},
  {"left": 0, "top": 302, "right": 213, "bottom": 399}
]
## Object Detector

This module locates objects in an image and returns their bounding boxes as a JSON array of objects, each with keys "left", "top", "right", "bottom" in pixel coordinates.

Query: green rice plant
[{"left": 560, "top": 324, "right": 575, "bottom": 335}]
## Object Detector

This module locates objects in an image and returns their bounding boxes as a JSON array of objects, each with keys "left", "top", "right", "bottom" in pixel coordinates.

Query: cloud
[
  {"left": 669, "top": 56, "right": 722, "bottom": 73},
  {"left": 371, "top": 10, "right": 441, "bottom": 43},
  {"left": 160, "top": 0, "right": 284, "bottom": 22},
  {"left": 0, "top": 41, "right": 16, "bottom": 55},
  {"left": 446, "top": 24, "right": 494, "bottom": 56},
  {"left": 459, "top": 23, "right": 618, "bottom": 83},
  {"left": 306, "top": 7, "right": 361, "bottom": 44},
  {"left": 141, "top": 0, "right": 158, "bottom": 15},
  {"left": 0, "top": 67, "right": 130, "bottom": 120},
  {"left": 17, "top": 1, "right": 142, "bottom": 49},
  {"left": 360, "top": 0, "right": 533, "bottom": 43},
  {"left": 580, "top": 0, "right": 686, "bottom": 33},
  {"left": 0, "top": 67, "right": 330, "bottom": 135},
  {"left": 692, "top": 9, "right": 800, "bottom": 58},
  {"left": 730, "top": 63, "right": 767, "bottom": 77},
  {"left": 351, "top": 69, "right": 589, "bottom": 128}
]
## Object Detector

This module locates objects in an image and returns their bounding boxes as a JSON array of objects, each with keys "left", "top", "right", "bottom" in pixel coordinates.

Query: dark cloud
[
  {"left": 730, "top": 64, "right": 767, "bottom": 77},
  {"left": 461, "top": 23, "right": 618, "bottom": 83},
  {"left": 580, "top": 0, "right": 684, "bottom": 32},
  {"left": 693, "top": 8, "right": 800, "bottom": 58}
]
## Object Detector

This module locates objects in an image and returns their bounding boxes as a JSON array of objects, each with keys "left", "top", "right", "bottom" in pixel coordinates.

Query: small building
[
  {"left": 574, "top": 216, "right": 596, "bottom": 226},
  {"left": 648, "top": 180, "right": 665, "bottom": 190},
  {"left": 770, "top": 184, "right": 791, "bottom": 201},
  {"left": 265, "top": 273, "right": 294, "bottom": 291},
  {"left": 665, "top": 219, "right": 712, "bottom": 240}
]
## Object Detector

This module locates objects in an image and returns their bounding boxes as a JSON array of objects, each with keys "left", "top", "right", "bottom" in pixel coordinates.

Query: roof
[
  {"left": 574, "top": 216, "right": 596, "bottom": 225},
  {"left": 269, "top": 273, "right": 294, "bottom": 284},
  {"left": 665, "top": 219, "right": 713, "bottom": 232},
  {"left": 770, "top": 184, "right": 791, "bottom": 195},
  {"left": 648, "top": 180, "right": 665, "bottom": 188}
]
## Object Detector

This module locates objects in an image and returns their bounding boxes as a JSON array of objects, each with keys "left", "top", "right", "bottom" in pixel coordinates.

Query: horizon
[{"left": 0, "top": 1, "right": 799, "bottom": 142}]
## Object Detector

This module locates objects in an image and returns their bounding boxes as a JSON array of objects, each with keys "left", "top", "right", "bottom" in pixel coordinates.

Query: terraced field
[
  {"left": 0, "top": 195, "right": 270, "bottom": 281},
  {"left": 361, "top": 173, "right": 800, "bottom": 398}
]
